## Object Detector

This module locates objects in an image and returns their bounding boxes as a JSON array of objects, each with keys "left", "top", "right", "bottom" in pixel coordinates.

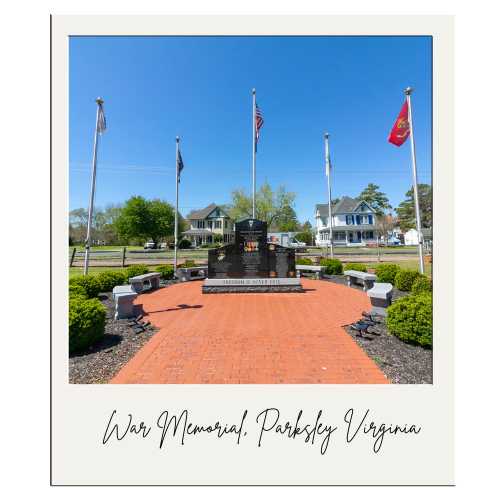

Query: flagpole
[
  {"left": 174, "top": 136, "right": 180, "bottom": 275},
  {"left": 252, "top": 88, "right": 256, "bottom": 219},
  {"left": 405, "top": 87, "right": 425, "bottom": 274},
  {"left": 325, "top": 133, "right": 334, "bottom": 259},
  {"left": 83, "top": 97, "right": 104, "bottom": 276}
]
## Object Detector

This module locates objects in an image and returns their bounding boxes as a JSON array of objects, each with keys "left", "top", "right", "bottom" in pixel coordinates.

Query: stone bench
[
  {"left": 367, "top": 282, "right": 393, "bottom": 317},
  {"left": 128, "top": 272, "right": 161, "bottom": 293},
  {"left": 112, "top": 285, "right": 138, "bottom": 320},
  {"left": 296, "top": 264, "right": 325, "bottom": 279},
  {"left": 344, "top": 270, "right": 377, "bottom": 291},
  {"left": 176, "top": 266, "right": 208, "bottom": 282}
]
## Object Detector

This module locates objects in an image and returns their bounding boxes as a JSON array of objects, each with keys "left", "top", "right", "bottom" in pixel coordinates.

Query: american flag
[
  {"left": 255, "top": 103, "right": 264, "bottom": 151},
  {"left": 177, "top": 149, "right": 184, "bottom": 183},
  {"left": 96, "top": 101, "right": 106, "bottom": 135}
]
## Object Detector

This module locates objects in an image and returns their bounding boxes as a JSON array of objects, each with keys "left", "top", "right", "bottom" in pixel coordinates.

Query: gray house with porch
[{"left": 182, "top": 203, "right": 235, "bottom": 247}]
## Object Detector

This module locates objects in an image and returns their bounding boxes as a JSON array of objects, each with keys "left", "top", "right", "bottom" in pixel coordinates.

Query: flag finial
[
  {"left": 324, "top": 132, "right": 329, "bottom": 139},
  {"left": 404, "top": 87, "right": 413, "bottom": 96},
  {"left": 252, "top": 88, "right": 256, "bottom": 95},
  {"left": 96, "top": 97, "right": 104, "bottom": 105},
  {"left": 176, "top": 136, "right": 180, "bottom": 143}
]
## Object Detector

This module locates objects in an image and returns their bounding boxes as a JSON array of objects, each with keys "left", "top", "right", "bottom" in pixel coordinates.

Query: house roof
[
  {"left": 315, "top": 196, "right": 374, "bottom": 218},
  {"left": 186, "top": 203, "right": 230, "bottom": 220}
]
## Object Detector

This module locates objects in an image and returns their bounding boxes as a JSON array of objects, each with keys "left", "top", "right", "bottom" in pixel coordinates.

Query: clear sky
[{"left": 69, "top": 35, "right": 432, "bottom": 224}]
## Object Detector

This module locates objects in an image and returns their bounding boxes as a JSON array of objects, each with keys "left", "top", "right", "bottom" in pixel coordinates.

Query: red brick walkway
[{"left": 111, "top": 279, "right": 388, "bottom": 384}]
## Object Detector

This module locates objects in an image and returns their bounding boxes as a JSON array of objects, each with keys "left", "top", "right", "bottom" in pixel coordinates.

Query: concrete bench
[
  {"left": 344, "top": 270, "right": 377, "bottom": 291},
  {"left": 176, "top": 266, "right": 208, "bottom": 282},
  {"left": 112, "top": 285, "right": 138, "bottom": 320},
  {"left": 128, "top": 272, "right": 161, "bottom": 293},
  {"left": 296, "top": 264, "right": 325, "bottom": 279},
  {"left": 367, "top": 282, "right": 393, "bottom": 317}
]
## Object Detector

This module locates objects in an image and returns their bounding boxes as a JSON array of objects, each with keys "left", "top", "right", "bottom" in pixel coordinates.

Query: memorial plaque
[{"left": 204, "top": 218, "right": 302, "bottom": 293}]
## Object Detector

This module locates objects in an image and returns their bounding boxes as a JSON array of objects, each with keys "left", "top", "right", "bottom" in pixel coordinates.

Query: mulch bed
[
  {"left": 323, "top": 274, "right": 433, "bottom": 384},
  {"left": 69, "top": 280, "right": 174, "bottom": 384}
]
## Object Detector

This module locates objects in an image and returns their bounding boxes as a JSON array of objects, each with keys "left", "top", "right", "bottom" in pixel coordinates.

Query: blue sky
[{"left": 69, "top": 36, "right": 432, "bottom": 224}]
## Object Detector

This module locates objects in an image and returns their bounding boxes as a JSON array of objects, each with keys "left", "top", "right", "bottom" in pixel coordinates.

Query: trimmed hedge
[
  {"left": 375, "top": 264, "right": 401, "bottom": 285},
  {"left": 412, "top": 275, "right": 433, "bottom": 294},
  {"left": 320, "top": 258, "right": 343, "bottom": 275},
  {"left": 69, "top": 275, "right": 101, "bottom": 298},
  {"left": 178, "top": 239, "right": 191, "bottom": 249},
  {"left": 386, "top": 292, "right": 432, "bottom": 347},
  {"left": 124, "top": 264, "right": 149, "bottom": 279},
  {"left": 296, "top": 257, "right": 314, "bottom": 265},
  {"left": 394, "top": 269, "right": 421, "bottom": 292},
  {"left": 69, "top": 297, "right": 107, "bottom": 354},
  {"left": 96, "top": 270, "right": 126, "bottom": 292},
  {"left": 68, "top": 283, "right": 88, "bottom": 300},
  {"left": 156, "top": 264, "right": 175, "bottom": 280},
  {"left": 344, "top": 262, "right": 368, "bottom": 272},
  {"left": 179, "top": 259, "right": 196, "bottom": 268}
]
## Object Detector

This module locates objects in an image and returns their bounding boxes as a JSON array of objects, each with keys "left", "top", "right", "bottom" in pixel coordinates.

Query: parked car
[
  {"left": 144, "top": 241, "right": 156, "bottom": 249},
  {"left": 386, "top": 237, "right": 401, "bottom": 246}
]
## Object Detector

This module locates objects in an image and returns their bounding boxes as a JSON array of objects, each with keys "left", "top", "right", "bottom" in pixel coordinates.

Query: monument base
[{"left": 202, "top": 277, "right": 304, "bottom": 294}]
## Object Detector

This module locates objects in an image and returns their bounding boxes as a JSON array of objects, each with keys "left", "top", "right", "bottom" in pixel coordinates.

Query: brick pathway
[{"left": 111, "top": 279, "right": 388, "bottom": 384}]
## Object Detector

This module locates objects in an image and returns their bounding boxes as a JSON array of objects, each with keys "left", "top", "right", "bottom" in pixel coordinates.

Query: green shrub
[
  {"left": 69, "top": 297, "right": 107, "bottom": 354},
  {"left": 320, "top": 258, "right": 343, "bottom": 275},
  {"left": 69, "top": 275, "right": 101, "bottom": 298},
  {"left": 296, "top": 257, "right": 313, "bottom": 265},
  {"left": 124, "top": 264, "right": 149, "bottom": 279},
  {"left": 394, "top": 269, "right": 422, "bottom": 292},
  {"left": 68, "top": 283, "right": 88, "bottom": 300},
  {"left": 179, "top": 259, "right": 196, "bottom": 268},
  {"left": 96, "top": 270, "right": 126, "bottom": 292},
  {"left": 178, "top": 239, "right": 191, "bottom": 249},
  {"left": 386, "top": 292, "right": 433, "bottom": 347},
  {"left": 411, "top": 275, "right": 433, "bottom": 294},
  {"left": 156, "top": 264, "right": 175, "bottom": 280},
  {"left": 344, "top": 262, "right": 368, "bottom": 272},
  {"left": 375, "top": 263, "right": 401, "bottom": 285}
]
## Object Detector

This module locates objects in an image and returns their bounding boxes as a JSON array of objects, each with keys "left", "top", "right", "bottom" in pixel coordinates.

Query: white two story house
[{"left": 315, "top": 196, "right": 378, "bottom": 247}]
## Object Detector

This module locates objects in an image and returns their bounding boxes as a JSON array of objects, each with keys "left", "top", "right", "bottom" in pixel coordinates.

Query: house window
[
  {"left": 368, "top": 215, "right": 373, "bottom": 225},
  {"left": 366, "top": 231, "right": 374, "bottom": 239},
  {"left": 197, "top": 220, "right": 205, "bottom": 229},
  {"left": 214, "top": 220, "right": 221, "bottom": 229},
  {"left": 346, "top": 215, "right": 352, "bottom": 225}
]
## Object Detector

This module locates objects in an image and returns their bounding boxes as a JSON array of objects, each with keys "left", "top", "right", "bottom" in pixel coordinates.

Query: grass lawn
[
  {"left": 69, "top": 245, "right": 144, "bottom": 252},
  {"left": 69, "top": 266, "right": 127, "bottom": 277},
  {"left": 363, "top": 259, "right": 432, "bottom": 277},
  {"left": 69, "top": 258, "right": 431, "bottom": 278},
  {"left": 304, "top": 246, "right": 419, "bottom": 255}
]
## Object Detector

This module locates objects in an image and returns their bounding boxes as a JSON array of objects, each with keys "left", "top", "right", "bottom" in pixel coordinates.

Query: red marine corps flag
[{"left": 388, "top": 100, "right": 410, "bottom": 146}]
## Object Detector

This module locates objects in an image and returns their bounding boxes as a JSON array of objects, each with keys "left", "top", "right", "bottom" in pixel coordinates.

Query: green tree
[
  {"left": 227, "top": 182, "right": 297, "bottom": 228},
  {"left": 395, "top": 184, "right": 432, "bottom": 232},
  {"left": 357, "top": 183, "right": 392, "bottom": 216},
  {"left": 115, "top": 196, "right": 175, "bottom": 245},
  {"left": 274, "top": 203, "right": 299, "bottom": 231}
]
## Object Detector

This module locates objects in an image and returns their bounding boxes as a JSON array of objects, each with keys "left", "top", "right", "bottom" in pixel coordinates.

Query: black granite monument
[{"left": 202, "top": 218, "right": 303, "bottom": 293}]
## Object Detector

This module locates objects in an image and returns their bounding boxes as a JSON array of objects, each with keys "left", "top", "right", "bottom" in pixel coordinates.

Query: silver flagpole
[
  {"left": 174, "top": 136, "right": 180, "bottom": 275},
  {"left": 83, "top": 97, "right": 104, "bottom": 275},
  {"left": 325, "top": 132, "right": 334, "bottom": 259},
  {"left": 252, "top": 88, "right": 256, "bottom": 219},
  {"left": 405, "top": 87, "right": 425, "bottom": 274}
]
